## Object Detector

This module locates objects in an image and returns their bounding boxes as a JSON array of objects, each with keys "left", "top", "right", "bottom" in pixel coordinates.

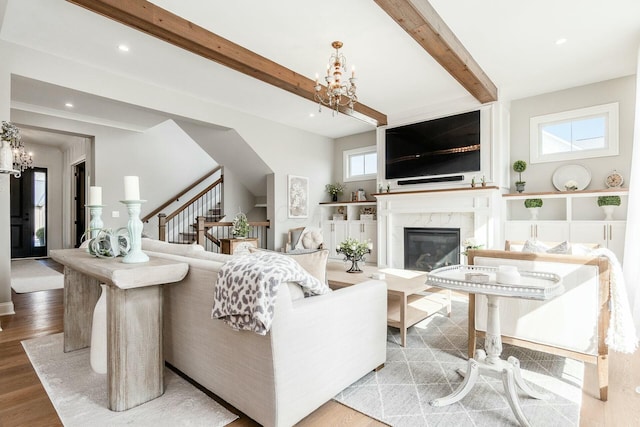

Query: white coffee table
[{"left": 425, "top": 264, "right": 563, "bottom": 427}]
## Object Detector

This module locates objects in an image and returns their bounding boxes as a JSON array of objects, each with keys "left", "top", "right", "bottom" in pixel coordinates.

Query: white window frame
[
  {"left": 529, "top": 102, "right": 619, "bottom": 164},
  {"left": 343, "top": 145, "right": 377, "bottom": 182}
]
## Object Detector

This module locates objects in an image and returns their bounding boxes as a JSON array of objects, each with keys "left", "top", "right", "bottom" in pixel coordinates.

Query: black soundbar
[{"left": 397, "top": 175, "right": 465, "bottom": 185}]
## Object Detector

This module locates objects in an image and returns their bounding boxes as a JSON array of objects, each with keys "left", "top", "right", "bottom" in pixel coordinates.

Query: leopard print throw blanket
[{"left": 211, "top": 251, "right": 331, "bottom": 335}]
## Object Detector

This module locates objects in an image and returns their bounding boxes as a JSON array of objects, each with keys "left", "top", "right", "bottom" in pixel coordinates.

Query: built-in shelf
[
  {"left": 373, "top": 185, "right": 500, "bottom": 197},
  {"left": 503, "top": 188, "right": 628, "bottom": 198},
  {"left": 503, "top": 188, "right": 628, "bottom": 259},
  {"left": 319, "top": 200, "right": 376, "bottom": 205}
]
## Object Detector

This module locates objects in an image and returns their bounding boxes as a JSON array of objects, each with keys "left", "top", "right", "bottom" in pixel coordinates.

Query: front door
[
  {"left": 74, "top": 162, "right": 86, "bottom": 247},
  {"left": 10, "top": 167, "right": 48, "bottom": 258}
]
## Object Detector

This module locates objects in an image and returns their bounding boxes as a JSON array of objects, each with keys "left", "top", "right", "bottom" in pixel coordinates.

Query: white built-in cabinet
[
  {"left": 504, "top": 221, "right": 570, "bottom": 242},
  {"left": 569, "top": 222, "right": 626, "bottom": 259},
  {"left": 320, "top": 201, "right": 377, "bottom": 263},
  {"left": 503, "top": 189, "right": 628, "bottom": 260}
]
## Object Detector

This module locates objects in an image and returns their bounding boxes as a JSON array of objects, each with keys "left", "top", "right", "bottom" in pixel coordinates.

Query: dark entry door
[
  {"left": 10, "top": 167, "right": 48, "bottom": 258},
  {"left": 74, "top": 162, "right": 86, "bottom": 247}
]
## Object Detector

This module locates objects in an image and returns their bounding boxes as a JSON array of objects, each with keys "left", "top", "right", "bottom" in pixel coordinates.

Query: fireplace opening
[{"left": 404, "top": 227, "right": 460, "bottom": 272}]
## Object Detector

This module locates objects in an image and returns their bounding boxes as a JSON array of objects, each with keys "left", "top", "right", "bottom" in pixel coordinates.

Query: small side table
[
  {"left": 425, "top": 265, "right": 563, "bottom": 427},
  {"left": 220, "top": 238, "right": 258, "bottom": 254}
]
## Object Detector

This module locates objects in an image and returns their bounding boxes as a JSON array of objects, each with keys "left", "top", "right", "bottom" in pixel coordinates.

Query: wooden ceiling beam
[
  {"left": 66, "top": 0, "right": 387, "bottom": 126},
  {"left": 374, "top": 0, "right": 498, "bottom": 104}
]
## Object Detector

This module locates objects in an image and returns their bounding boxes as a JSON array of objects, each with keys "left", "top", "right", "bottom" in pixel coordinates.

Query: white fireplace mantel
[{"left": 375, "top": 187, "right": 503, "bottom": 268}]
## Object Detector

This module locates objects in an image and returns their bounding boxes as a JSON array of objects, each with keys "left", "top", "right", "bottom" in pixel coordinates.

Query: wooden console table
[
  {"left": 326, "top": 262, "right": 451, "bottom": 347},
  {"left": 50, "top": 249, "right": 189, "bottom": 411}
]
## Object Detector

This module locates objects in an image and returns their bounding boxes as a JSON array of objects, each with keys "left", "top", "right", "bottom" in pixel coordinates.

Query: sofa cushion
[
  {"left": 141, "top": 238, "right": 205, "bottom": 257},
  {"left": 249, "top": 248, "right": 329, "bottom": 284}
]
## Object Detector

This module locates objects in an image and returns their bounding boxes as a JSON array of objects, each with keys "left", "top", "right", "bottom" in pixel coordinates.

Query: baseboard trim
[{"left": 0, "top": 301, "right": 16, "bottom": 316}]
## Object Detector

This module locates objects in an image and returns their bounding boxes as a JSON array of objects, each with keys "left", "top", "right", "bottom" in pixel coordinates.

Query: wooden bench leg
[
  {"left": 597, "top": 354, "right": 608, "bottom": 401},
  {"left": 467, "top": 294, "right": 477, "bottom": 358}
]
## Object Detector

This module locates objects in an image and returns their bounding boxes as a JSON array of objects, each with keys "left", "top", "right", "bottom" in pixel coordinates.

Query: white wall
[
  {"left": 333, "top": 131, "right": 377, "bottom": 200},
  {"left": 510, "top": 76, "right": 636, "bottom": 192},
  {"left": 0, "top": 49, "right": 12, "bottom": 317}
]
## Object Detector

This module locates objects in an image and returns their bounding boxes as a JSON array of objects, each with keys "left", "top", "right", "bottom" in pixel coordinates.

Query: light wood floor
[{"left": 1, "top": 259, "right": 639, "bottom": 426}]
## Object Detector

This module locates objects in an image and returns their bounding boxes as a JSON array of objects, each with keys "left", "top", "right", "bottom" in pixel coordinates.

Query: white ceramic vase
[
  {"left": 528, "top": 207, "right": 539, "bottom": 220},
  {"left": 90, "top": 284, "right": 107, "bottom": 374},
  {"left": 601, "top": 205, "right": 615, "bottom": 221}
]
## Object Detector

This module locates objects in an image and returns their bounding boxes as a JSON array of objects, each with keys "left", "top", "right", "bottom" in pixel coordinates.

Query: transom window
[
  {"left": 529, "top": 102, "right": 618, "bottom": 164},
  {"left": 343, "top": 145, "right": 377, "bottom": 181}
]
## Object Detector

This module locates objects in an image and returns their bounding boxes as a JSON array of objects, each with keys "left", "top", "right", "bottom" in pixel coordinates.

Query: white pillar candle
[
  {"left": 124, "top": 176, "right": 140, "bottom": 201},
  {"left": 88, "top": 186, "right": 102, "bottom": 205}
]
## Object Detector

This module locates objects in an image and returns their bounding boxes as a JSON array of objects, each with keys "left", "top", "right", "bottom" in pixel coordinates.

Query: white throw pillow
[
  {"left": 546, "top": 241, "right": 570, "bottom": 254},
  {"left": 521, "top": 240, "right": 571, "bottom": 254},
  {"left": 249, "top": 247, "right": 329, "bottom": 284},
  {"left": 301, "top": 229, "right": 323, "bottom": 249},
  {"left": 521, "top": 240, "right": 550, "bottom": 253}
]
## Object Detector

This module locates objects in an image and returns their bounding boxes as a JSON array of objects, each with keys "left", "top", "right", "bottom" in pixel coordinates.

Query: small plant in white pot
[
  {"left": 232, "top": 211, "right": 250, "bottom": 238},
  {"left": 524, "top": 198, "right": 543, "bottom": 220},
  {"left": 512, "top": 160, "right": 527, "bottom": 193},
  {"left": 597, "top": 196, "right": 621, "bottom": 220}
]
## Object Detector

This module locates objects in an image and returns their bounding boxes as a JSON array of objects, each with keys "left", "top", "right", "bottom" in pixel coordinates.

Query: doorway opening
[
  {"left": 10, "top": 167, "right": 48, "bottom": 258},
  {"left": 74, "top": 162, "right": 86, "bottom": 247}
]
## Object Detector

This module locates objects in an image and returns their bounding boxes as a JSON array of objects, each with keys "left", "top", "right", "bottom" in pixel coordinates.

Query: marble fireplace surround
[{"left": 375, "top": 187, "right": 502, "bottom": 268}]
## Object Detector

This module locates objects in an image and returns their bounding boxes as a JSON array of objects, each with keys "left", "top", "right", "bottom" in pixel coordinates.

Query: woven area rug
[
  {"left": 334, "top": 299, "right": 583, "bottom": 426},
  {"left": 11, "top": 259, "right": 64, "bottom": 293},
  {"left": 22, "top": 333, "right": 238, "bottom": 427}
]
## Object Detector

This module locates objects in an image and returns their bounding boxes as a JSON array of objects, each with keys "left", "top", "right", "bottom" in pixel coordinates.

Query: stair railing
[
  {"left": 158, "top": 176, "right": 223, "bottom": 243},
  {"left": 195, "top": 216, "right": 270, "bottom": 253},
  {"left": 142, "top": 166, "right": 222, "bottom": 224}
]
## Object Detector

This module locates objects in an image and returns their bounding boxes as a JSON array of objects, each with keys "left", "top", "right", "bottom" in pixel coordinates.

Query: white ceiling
[{"left": 2, "top": 0, "right": 639, "bottom": 145}]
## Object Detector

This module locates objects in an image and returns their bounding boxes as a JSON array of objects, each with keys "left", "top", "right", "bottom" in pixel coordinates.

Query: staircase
[{"left": 149, "top": 166, "right": 269, "bottom": 253}]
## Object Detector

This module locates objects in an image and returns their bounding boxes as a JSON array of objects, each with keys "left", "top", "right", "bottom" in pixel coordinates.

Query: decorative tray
[
  {"left": 552, "top": 164, "right": 591, "bottom": 191},
  {"left": 426, "top": 265, "right": 563, "bottom": 300}
]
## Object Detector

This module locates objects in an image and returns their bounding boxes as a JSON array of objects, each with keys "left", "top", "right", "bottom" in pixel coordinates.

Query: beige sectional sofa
[{"left": 141, "top": 239, "right": 388, "bottom": 427}]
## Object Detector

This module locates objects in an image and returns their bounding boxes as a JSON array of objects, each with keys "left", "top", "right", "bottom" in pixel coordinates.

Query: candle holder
[
  {"left": 336, "top": 247, "right": 371, "bottom": 273},
  {"left": 86, "top": 205, "right": 105, "bottom": 239},
  {"left": 120, "top": 199, "right": 149, "bottom": 264}
]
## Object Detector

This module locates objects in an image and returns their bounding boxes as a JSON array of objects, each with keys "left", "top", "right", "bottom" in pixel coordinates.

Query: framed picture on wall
[{"left": 287, "top": 175, "right": 309, "bottom": 218}]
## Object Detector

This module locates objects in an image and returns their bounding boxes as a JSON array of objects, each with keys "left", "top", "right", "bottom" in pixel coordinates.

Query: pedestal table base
[{"left": 430, "top": 349, "right": 549, "bottom": 427}]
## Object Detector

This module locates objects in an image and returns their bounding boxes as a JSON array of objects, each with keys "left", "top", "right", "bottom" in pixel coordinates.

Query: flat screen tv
[{"left": 385, "top": 110, "right": 481, "bottom": 181}]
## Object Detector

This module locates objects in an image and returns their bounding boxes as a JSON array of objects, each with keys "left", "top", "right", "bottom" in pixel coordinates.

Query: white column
[{"left": 0, "top": 63, "right": 15, "bottom": 318}]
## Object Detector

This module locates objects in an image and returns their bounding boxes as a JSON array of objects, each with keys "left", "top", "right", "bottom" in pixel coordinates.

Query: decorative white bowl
[{"left": 496, "top": 265, "right": 521, "bottom": 285}]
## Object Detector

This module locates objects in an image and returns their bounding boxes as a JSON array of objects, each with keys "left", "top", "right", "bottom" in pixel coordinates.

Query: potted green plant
[
  {"left": 513, "top": 160, "right": 527, "bottom": 193},
  {"left": 336, "top": 237, "right": 371, "bottom": 273},
  {"left": 597, "top": 196, "right": 621, "bottom": 220},
  {"left": 524, "top": 198, "right": 543, "bottom": 220},
  {"left": 325, "top": 182, "right": 345, "bottom": 202},
  {"left": 232, "top": 211, "right": 250, "bottom": 238}
]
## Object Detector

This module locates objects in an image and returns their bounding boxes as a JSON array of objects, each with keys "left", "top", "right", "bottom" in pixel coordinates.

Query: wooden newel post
[
  {"left": 197, "top": 216, "right": 205, "bottom": 245},
  {"left": 158, "top": 213, "right": 167, "bottom": 242}
]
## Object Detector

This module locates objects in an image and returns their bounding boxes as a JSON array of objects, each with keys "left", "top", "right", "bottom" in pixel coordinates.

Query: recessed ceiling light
[
  {"left": 555, "top": 38, "right": 567, "bottom": 45},
  {"left": 309, "top": 113, "right": 315, "bottom": 118},
  {"left": 118, "top": 44, "right": 130, "bottom": 52},
  {"left": 65, "top": 102, "right": 74, "bottom": 108}
]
